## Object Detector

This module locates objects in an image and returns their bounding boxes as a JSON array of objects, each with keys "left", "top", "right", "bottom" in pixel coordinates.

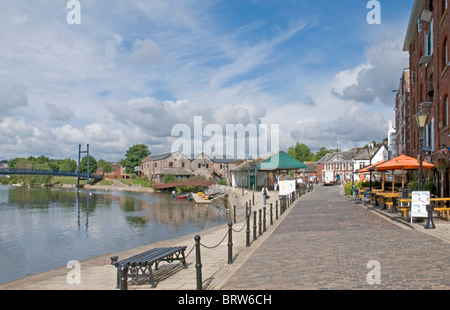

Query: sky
[{"left": 0, "top": 0, "right": 413, "bottom": 162}]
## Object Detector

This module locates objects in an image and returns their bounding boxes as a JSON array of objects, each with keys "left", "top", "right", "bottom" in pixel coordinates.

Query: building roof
[
  {"left": 304, "top": 162, "right": 317, "bottom": 173},
  {"left": 257, "top": 151, "right": 307, "bottom": 171},
  {"left": 319, "top": 150, "right": 357, "bottom": 163},
  {"left": 144, "top": 152, "right": 173, "bottom": 162},
  {"left": 403, "top": 0, "right": 425, "bottom": 51}
]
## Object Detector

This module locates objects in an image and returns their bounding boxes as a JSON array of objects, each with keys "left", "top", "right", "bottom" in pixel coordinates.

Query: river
[{"left": 0, "top": 185, "right": 230, "bottom": 284}]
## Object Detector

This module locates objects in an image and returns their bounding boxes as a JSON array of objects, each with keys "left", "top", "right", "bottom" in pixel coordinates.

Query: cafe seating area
[{"left": 354, "top": 187, "right": 450, "bottom": 222}]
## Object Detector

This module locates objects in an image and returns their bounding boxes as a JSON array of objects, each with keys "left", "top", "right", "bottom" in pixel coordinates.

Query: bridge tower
[{"left": 78, "top": 144, "right": 90, "bottom": 185}]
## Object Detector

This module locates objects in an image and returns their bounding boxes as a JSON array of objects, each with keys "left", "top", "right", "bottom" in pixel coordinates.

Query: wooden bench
[{"left": 110, "top": 246, "right": 187, "bottom": 289}]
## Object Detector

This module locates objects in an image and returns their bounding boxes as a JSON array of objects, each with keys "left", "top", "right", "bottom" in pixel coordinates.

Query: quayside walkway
[{"left": 1, "top": 185, "right": 449, "bottom": 290}]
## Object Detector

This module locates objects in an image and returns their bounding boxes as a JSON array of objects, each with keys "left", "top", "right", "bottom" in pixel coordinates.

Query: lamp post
[{"left": 414, "top": 108, "right": 428, "bottom": 191}]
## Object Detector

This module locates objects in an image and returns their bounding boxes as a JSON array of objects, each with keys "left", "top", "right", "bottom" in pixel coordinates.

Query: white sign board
[
  {"left": 279, "top": 180, "right": 296, "bottom": 196},
  {"left": 411, "top": 191, "right": 430, "bottom": 218}
]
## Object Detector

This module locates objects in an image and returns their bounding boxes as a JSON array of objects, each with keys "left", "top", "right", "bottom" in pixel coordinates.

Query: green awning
[{"left": 257, "top": 151, "right": 307, "bottom": 171}]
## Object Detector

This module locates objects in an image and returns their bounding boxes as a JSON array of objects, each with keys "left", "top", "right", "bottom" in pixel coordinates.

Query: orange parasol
[
  {"left": 356, "top": 161, "right": 385, "bottom": 173},
  {"left": 375, "top": 154, "right": 435, "bottom": 189},
  {"left": 375, "top": 154, "right": 434, "bottom": 171}
]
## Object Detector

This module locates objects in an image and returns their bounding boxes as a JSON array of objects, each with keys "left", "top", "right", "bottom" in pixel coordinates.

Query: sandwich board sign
[
  {"left": 279, "top": 179, "right": 296, "bottom": 196},
  {"left": 410, "top": 191, "right": 430, "bottom": 224}
]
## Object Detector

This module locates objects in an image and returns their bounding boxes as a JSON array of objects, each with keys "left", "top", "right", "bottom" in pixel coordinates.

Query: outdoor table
[
  {"left": 397, "top": 198, "right": 450, "bottom": 221},
  {"left": 430, "top": 198, "right": 450, "bottom": 221},
  {"left": 375, "top": 192, "right": 399, "bottom": 211}
]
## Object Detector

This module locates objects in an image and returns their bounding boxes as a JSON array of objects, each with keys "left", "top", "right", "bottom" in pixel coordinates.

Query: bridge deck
[{"left": 0, "top": 168, "right": 103, "bottom": 180}]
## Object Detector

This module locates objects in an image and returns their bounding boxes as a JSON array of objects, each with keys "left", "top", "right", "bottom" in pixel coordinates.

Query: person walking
[{"left": 262, "top": 185, "right": 268, "bottom": 205}]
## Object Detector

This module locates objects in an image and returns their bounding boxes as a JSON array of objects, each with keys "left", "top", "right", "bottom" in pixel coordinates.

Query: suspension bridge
[{"left": 0, "top": 144, "right": 103, "bottom": 184}]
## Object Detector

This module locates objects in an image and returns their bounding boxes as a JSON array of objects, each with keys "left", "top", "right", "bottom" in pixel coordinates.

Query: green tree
[
  {"left": 288, "top": 142, "right": 313, "bottom": 162},
  {"left": 97, "top": 159, "right": 112, "bottom": 174},
  {"left": 58, "top": 158, "right": 77, "bottom": 172},
  {"left": 80, "top": 156, "right": 98, "bottom": 174},
  {"left": 313, "top": 147, "right": 333, "bottom": 161},
  {"left": 122, "top": 144, "right": 151, "bottom": 174}
]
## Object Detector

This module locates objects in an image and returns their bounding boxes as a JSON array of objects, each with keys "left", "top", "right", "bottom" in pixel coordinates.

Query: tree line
[
  {"left": 1, "top": 144, "right": 152, "bottom": 185},
  {"left": 287, "top": 143, "right": 333, "bottom": 163}
]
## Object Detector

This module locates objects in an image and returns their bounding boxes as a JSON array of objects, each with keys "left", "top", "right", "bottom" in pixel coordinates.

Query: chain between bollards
[{"left": 194, "top": 198, "right": 286, "bottom": 289}]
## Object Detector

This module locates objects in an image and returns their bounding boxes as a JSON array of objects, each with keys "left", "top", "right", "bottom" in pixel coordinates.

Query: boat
[{"left": 177, "top": 193, "right": 192, "bottom": 200}]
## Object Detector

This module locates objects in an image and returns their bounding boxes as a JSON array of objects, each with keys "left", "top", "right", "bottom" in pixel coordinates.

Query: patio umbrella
[
  {"left": 356, "top": 161, "right": 385, "bottom": 191},
  {"left": 375, "top": 154, "right": 435, "bottom": 189}
]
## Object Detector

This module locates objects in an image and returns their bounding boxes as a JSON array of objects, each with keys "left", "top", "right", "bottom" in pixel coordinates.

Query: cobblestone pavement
[{"left": 222, "top": 185, "right": 450, "bottom": 290}]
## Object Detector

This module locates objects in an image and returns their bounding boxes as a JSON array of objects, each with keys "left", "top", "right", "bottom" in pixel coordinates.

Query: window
[
  {"left": 182, "top": 162, "right": 185, "bottom": 168},
  {"left": 445, "top": 95, "right": 449, "bottom": 127},
  {"left": 446, "top": 38, "right": 449, "bottom": 66},
  {"left": 168, "top": 162, "right": 173, "bottom": 168},
  {"left": 198, "top": 163, "right": 201, "bottom": 169},
  {"left": 424, "top": 19, "right": 434, "bottom": 56}
]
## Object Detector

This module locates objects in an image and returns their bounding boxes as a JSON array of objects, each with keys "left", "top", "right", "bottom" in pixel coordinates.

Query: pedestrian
[{"left": 262, "top": 185, "right": 269, "bottom": 205}]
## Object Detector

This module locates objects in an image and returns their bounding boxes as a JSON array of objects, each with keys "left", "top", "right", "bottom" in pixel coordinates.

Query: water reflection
[{"left": 0, "top": 186, "right": 229, "bottom": 284}]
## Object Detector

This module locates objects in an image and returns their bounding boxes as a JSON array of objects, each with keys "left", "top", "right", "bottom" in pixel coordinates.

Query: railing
[
  {"left": 115, "top": 186, "right": 312, "bottom": 290},
  {"left": 0, "top": 168, "right": 103, "bottom": 180}
]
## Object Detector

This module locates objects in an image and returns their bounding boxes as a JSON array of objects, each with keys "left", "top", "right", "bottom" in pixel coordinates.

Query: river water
[{"left": 0, "top": 185, "right": 230, "bottom": 284}]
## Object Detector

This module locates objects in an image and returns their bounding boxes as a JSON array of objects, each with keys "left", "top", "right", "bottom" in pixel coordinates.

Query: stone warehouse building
[
  {"left": 398, "top": 0, "right": 450, "bottom": 196},
  {"left": 141, "top": 151, "right": 238, "bottom": 183}
]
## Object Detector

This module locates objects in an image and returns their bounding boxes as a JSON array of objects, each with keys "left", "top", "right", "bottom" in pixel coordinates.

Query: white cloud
[
  {"left": 46, "top": 103, "right": 75, "bottom": 121},
  {"left": 332, "top": 35, "right": 408, "bottom": 105},
  {"left": 130, "top": 38, "right": 163, "bottom": 65},
  {"left": 0, "top": 81, "right": 28, "bottom": 119}
]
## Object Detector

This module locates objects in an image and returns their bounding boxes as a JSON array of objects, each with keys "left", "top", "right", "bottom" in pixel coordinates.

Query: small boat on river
[{"left": 176, "top": 193, "right": 192, "bottom": 201}]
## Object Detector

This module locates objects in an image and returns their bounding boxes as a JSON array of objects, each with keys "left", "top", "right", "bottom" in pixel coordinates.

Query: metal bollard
[
  {"left": 246, "top": 211, "right": 250, "bottom": 247},
  {"left": 228, "top": 222, "right": 233, "bottom": 264},
  {"left": 270, "top": 203, "right": 273, "bottom": 225},
  {"left": 110, "top": 256, "right": 119, "bottom": 288},
  {"left": 263, "top": 207, "right": 267, "bottom": 232},
  {"left": 233, "top": 205, "right": 236, "bottom": 224},
  {"left": 118, "top": 263, "right": 128, "bottom": 290},
  {"left": 276, "top": 201, "right": 279, "bottom": 220},
  {"left": 425, "top": 204, "right": 436, "bottom": 229},
  {"left": 258, "top": 209, "right": 262, "bottom": 236},
  {"left": 195, "top": 235, "right": 202, "bottom": 290},
  {"left": 253, "top": 211, "right": 257, "bottom": 241}
]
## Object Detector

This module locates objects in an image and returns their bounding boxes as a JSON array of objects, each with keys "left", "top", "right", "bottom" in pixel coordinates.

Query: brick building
[
  {"left": 402, "top": 0, "right": 450, "bottom": 195},
  {"left": 394, "top": 69, "right": 412, "bottom": 157}
]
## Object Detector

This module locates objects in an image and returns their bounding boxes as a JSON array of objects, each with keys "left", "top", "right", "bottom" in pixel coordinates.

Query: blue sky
[{"left": 0, "top": 0, "right": 413, "bottom": 161}]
